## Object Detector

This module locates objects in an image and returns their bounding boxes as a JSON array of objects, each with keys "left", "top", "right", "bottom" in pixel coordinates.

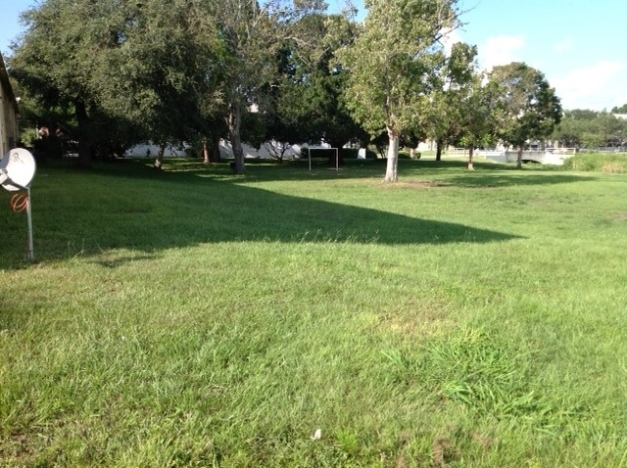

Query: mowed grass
[{"left": 1, "top": 157, "right": 627, "bottom": 467}]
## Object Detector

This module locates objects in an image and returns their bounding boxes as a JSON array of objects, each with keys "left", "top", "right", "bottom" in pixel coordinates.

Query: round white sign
[{"left": 1, "top": 148, "right": 37, "bottom": 191}]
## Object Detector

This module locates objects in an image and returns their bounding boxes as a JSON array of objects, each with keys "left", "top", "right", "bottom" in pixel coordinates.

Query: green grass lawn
[{"left": 1, "top": 157, "right": 627, "bottom": 467}]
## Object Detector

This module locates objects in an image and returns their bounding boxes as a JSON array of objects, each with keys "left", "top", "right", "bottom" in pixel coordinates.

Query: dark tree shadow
[
  {"left": 442, "top": 172, "right": 595, "bottom": 188},
  {"left": 43, "top": 156, "right": 590, "bottom": 185},
  {"left": 0, "top": 159, "right": 524, "bottom": 269}
]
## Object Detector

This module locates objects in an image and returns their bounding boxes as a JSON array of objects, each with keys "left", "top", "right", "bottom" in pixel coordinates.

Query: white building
[{"left": 0, "top": 53, "right": 20, "bottom": 157}]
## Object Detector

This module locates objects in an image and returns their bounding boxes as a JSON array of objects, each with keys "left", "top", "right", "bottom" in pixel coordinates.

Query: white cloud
[
  {"left": 551, "top": 60, "right": 627, "bottom": 110},
  {"left": 480, "top": 35, "right": 526, "bottom": 70}
]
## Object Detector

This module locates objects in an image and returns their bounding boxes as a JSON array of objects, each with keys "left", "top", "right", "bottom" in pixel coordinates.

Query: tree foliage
[
  {"left": 611, "top": 103, "right": 627, "bottom": 114},
  {"left": 267, "top": 13, "right": 367, "bottom": 164},
  {"left": 100, "top": 1, "right": 223, "bottom": 168},
  {"left": 210, "top": 0, "right": 328, "bottom": 174},
  {"left": 418, "top": 42, "right": 477, "bottom": 162},
  {"left": 490, "top": 62, "right": 562, "bottom": 168},
  {"left": 553, "top": 110, "right": 627, "bottom": 149},
  {"left": 340, "top": 0, "right": 460, "bottom": 181},
  {"left": 454, "top": 74, "right": 503, "bottom": 169},
  {"left": 10, "top": 0, "right": 222, "bottom": 168},
  {"left": 10, "top": 0, "right": 121, "bottom": 167},
  {"left": 8, "top": 0, "right": 581, "bottom": 177}
]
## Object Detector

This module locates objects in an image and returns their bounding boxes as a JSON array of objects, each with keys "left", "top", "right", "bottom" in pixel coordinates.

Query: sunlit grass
[{"left": 1, "top": 157, "right": 627, "bottom": 466}]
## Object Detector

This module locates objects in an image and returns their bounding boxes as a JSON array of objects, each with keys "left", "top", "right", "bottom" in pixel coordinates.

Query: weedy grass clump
[{"left": 562, "top": 152, "right": 627, "bottom": 172}]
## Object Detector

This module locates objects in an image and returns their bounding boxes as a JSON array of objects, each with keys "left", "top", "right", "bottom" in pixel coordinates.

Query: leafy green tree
[
  {"left": 552, "top": 110, "right": 627, "bottom": 149},
  {"left": 211, "top": 0, "right": 327, "bottom": 174},
  {"left": 612, "top": 104, "right": 627, "bottom": 114},
  {"left": 10, "top": 0, "right": 122, "bottom": 167},
  {"left": 419, "top": 42, "right": 477, "bottom": 162},
  {"left": 100, "top": 1, "right": 223, "bottom": 168},
  {"left": 269, "top": 13, "right": 367, "bottom": 165},
  {"left": 490, "top": 62, "right": 562, "bottom": 169},
  {"left": 11, "top": 0, "right": 222, "bottom": 168},
  {"left": 455, "top": 75, "right": 503, "bottom": 170},
  {"left": 595, "top": 112, "right": 627, "bottom": 148},
  {"left": 340, "top": 0, "right": 460, "bottom": 182},
  {"left": 551, "top": 111, "right": 588, "bottom": 148}
]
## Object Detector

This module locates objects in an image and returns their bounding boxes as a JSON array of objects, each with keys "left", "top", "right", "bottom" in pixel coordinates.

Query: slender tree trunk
[
  {"left": 467, "top": 146, "right": 474, "bottom": 170},
  {"left": 203, "top": 139, "right": 210, "bottom": 164},
  {"left": 383, "top": 126, "right": 399, "bottom": 182},
  {"left": 228, "top": 102, "right": 245, "bottom": 174},
  {"left": 75, "top": 100, "right": 91, "bottom": 169},
  {"left": 154, "top": 142, "right": 166, "bottom": 169},
  {"left": 516, "top": 145, "right": 523, "bottom": 169}
]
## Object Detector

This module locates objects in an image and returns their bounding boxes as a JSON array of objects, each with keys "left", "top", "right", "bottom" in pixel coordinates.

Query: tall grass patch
[{"left": 563, "top": 152, "right": 627, "bottom": 172}]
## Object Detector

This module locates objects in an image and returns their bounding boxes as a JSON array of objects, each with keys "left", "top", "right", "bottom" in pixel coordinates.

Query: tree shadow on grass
[
  {"left": 44, "top": 156, "right": 588, "bottom": 186},
  {"left": 0, "top": 160, "right": 523, "bottom": 269},
  {"left": 445, "top": 172, "right": 595, "bottom": 188},
  {"left": 152, "top": 158, "right": 592, "bottom": 187}
]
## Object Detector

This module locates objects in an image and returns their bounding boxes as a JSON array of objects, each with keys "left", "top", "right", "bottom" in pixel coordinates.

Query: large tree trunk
[
  {"left": 467, "top": 146, "right": 474, "bottom": 170},
  {"left": 383, "top": 127, "right": 399, "bottom": 182},
  {"left": 435, "top": 139, "right": 444, "bottom": 161},
  {"left": 211, "top": 134, "right": 222, "bottom": 162},
  {"left": 228, "top": 103, "right": 245, "bottom": 174},
  {"left": 516, "top": 145, "right": 523, "bottom": 169},
  {"left": 75, "top": 100, "right": 91, "bottom": 169},
  {"left": 154, "top": 142, "right": 166, "bottom": 169}
]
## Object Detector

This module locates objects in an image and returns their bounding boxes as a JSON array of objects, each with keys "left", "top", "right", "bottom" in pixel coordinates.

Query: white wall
[{"left": 218, "top": 139, "right": 331, "bottom": 160}]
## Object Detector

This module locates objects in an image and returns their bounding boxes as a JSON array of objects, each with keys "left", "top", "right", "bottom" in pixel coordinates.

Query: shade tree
[
  {"left": 340, "top": 0, "right": 461, "bottom": 182},
  {"left": 10, "top": 0, "right": 224, "bottom": 168},
  {"left": 418, "top": 42, "right": 478, "bottom": 162},
  {"left": 454, "top": 74, "right": 504, "bottom": 170},
  {"left": 611, "top": 104, "right": 627, "bottom": 114},
  {"left": 267, "top": 12, "right": 367, "bottom": 165},
  {"left": 490, "top": 62, "right": 562, "bottom": 169},
  {"left": 210, "top": 0, "right": 329, "bottom": 174},
  {"left": 100, "top": 0, "right": 223, "bottom": 168},
  {"left": 552, "top": 110, "right": 627, "bottom": 150},
  {"left": 10, "top": 0, "right": 126, "bottom": 167}
]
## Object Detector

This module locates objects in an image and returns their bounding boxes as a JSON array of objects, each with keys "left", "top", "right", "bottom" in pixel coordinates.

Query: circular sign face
[{"left": 1, "top": 148, "right": 37, "bottom": 191}]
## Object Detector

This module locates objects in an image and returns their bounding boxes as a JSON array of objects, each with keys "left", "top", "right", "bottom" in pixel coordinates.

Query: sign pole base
[{"left": 26, "top": 187, "right": 34, "bottom": 262}]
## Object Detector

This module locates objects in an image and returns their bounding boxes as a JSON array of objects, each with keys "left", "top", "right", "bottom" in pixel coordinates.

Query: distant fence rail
[
  {"left": 579, "top": 147, "right": 627, "bottom": 154},
  {"left": 442, "top": 147, "right": 627, "bottom": 163}
]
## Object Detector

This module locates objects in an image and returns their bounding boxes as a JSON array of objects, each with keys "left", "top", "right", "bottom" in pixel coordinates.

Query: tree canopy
[
  {"left": 611, "top": 104, "right": 627, "bottom": 114},
  {"left": 419, "top": 42, "right": 478, "bottom": 162},
  {"left": 490, "top": 62, "right": 562, "bottom": 168},
  {"left": 553, "top": 110, "right": 627, "bottom": 149},
  {"left": 340, "top": 0, "right": 461, "bottom": 182},
  {"left": 10, "top": 0, "right": 222, "bottom": 168},
  {"left": 268, "top": 13, "right": 367, "bottom": 163},
  {"left": 8, "top": 0, "right": 597, "bottom": 178}
]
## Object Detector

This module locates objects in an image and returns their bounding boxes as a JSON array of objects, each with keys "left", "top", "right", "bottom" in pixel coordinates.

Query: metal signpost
[{"left": 1, "top": 148, "right": 37, "bottom": 261}]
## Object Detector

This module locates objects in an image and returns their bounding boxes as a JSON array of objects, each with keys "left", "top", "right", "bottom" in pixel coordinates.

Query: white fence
[{"left": 475, "top": 148, "right": 577, "bottom": 165}]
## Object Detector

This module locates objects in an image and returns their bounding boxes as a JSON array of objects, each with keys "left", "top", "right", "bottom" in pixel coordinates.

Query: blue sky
[{"left": 2, "top": 0, "right": 626, "bottom": 110}]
